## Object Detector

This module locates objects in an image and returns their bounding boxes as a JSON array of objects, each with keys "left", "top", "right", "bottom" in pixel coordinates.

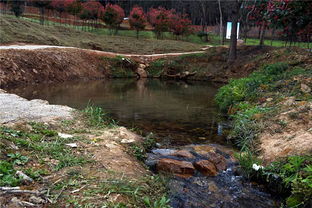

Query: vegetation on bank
[
  {"left": 215, "top": 60, "right": 312, "bottom": 207},
  {"left": 0, "top": 106, "right": 170, "bottom": 207}
]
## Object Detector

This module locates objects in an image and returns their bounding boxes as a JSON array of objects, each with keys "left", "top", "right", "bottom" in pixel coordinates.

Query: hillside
[{"left": 0, "top": 15, "right": 203, "bottom": 54}]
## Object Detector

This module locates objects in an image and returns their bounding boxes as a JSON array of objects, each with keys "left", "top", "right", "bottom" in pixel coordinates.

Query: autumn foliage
[
  {"left": 129, "top": 6, "right": 146, "bottom": 38},
  {"left": 102, "top": 3, "right": 125, "bottom": 33},
  {"left": 170, "top": 13, "right": 192, "bottom": 37},
  {"left": 80, "top": 1, "right": 104, "bottom": 21},
  {"left": 51, "top": 0, "right": 74, "bottom": 14},
  {"left": 147, "top": 7, "right": 192, "bottom": 39}
]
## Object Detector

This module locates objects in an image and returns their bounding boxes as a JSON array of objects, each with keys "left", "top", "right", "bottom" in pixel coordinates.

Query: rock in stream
[{"left": 146, "top": 145, "right": 278, "bottom": 208}]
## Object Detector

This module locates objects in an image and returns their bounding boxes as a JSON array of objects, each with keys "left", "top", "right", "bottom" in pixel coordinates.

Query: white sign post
[{"left": 226, "top": 22, "right": 240, "bottom": 39}]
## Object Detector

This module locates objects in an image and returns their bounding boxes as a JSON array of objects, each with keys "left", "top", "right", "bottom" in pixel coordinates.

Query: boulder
[
  {"left": 194, "top": 160, "right": 217, "bottom": 176},
  {"left": 136, "top": 64, "right": 148, "bottom": 78},
  {"left": 157, "top": 158, "right": 195, "bottom": 177}
]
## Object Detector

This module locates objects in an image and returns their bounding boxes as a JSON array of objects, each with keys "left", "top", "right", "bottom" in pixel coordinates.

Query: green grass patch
[
  {"left": 0, "top": 123, "right": 91, "bottom": 187},
  {"left": 245, "top": 38, "right": 311, "bottom": 49},
  {"left": 81, "top": 175, "right": 170, "bottom": 208},
  {"left": 215, "top": 62, "right": 290, "bottom": 112},
  {"left": 82, "top": 105, "right": 117, "bottom": 128}
]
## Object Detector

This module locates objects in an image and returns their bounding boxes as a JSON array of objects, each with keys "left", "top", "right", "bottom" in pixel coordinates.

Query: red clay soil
[{"left": 0, "top": 48, "right": 107, "bottom": 88}]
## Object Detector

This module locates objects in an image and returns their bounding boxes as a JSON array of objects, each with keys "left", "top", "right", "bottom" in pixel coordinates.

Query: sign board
[{"left": 226, "top": 22, "right": 240, "bottom": 39}]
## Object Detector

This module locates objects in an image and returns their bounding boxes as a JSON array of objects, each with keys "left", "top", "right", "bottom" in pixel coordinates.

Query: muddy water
[
  {"left": 7, "top": 79, "right": 277, "bottom": 208},
  {"left": 8, "top": 79, "right": 227, "bottom": 146}
]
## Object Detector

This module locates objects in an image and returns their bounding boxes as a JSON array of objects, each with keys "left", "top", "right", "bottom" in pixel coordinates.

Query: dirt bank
[
  {"left": 0, "top": 47, "right": 108, "bottom": 88},
  {"left": 145, "top": 46, "right": 311, "bottom": 83},
  {"left": 0, "top": 45, "right": 208, "bottom": 88}
]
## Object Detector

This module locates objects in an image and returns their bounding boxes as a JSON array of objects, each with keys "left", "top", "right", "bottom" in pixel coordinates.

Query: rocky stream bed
[{"left": 145, "top": 145, "right": 278, "bottom": 208}]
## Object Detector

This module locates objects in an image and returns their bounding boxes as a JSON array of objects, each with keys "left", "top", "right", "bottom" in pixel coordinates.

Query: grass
[
  {"left": 0, "top": 123, "right": 90, "bottom": 186},
  {"left": 145, "top": 52, "right": 217, "bottom": 79},
  {"left": 82, "top": 104, "right": 117, "bottom": 128},
  {"left": 0, "top": 15, "right": 203, "bottom": 54},
  {"left": 19, "top": 15, "right": 221, "bottom": 46},
  {"left": 245, "top": 38, "right": 311, "bottom": 49}
]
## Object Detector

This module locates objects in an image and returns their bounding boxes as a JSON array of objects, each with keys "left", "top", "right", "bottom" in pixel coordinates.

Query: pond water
[{"left": 8, "top": 79, "right": 227, "bottom": 146}]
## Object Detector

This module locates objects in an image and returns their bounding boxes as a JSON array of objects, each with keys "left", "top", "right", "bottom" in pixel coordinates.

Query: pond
[{"left": 9, "top": 79, "right": 227, "bottom": 146}]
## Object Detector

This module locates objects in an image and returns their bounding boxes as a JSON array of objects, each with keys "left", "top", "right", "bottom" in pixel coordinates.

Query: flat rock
[
  {"left": 0, "top": 91, "right": 73, "bottom": 124},
  {"left": 157, "top": 158, "right": 195, "bottom": 177},
  {"left": 152, "top": 149, "right": 176, "bottom": 156}
]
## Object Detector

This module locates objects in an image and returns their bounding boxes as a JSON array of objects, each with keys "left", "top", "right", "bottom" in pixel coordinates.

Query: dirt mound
[{"left": 0, "top": 48, "right": 106, "bottom": 88}]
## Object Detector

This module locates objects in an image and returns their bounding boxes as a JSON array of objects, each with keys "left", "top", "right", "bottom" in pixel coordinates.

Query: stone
[
  {"left": 58, "top": 133, "right": 74, "bottom": 139},
  {"left": 192, "top": 145, "right": 216, "bottom": 156},
  {"left": 206, "top": 152, "right": 227, "bottom": 171},
  {"left": 301, "top": 83, "right": 311, "bottom": 93},
  {"left": 157, "top": 158, "right": 195, "bottom": 177},
  {"left": 120, "top": 138, "right": 136, "bottom": 144},
  {"left": 152, "top": 149, "right": 176, "bottom": 156},
  {"left": 15, "top": 171, "right": 33, "bottom": 184},
  {"left": 29, "top": 196, "right": 45, "bottom": 204},
  {"left": 65, "top": 143, "right": 78, "bottom": 148},
  {"left": 136, "top": 65, "right": 148, "bottom": 78},
  {"left": 194, "top": 160, "right": 217, "bottom": 176},
  {"left": 171, "top": 150, "right": 195, "bottom": 158}
]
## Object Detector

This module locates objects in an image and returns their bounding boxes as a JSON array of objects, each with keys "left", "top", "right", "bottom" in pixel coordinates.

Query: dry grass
[{"left": 0, "top": 15, "right": 202, "bottom": 54}]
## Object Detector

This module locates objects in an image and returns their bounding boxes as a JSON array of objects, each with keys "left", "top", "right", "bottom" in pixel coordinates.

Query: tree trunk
[
  {"left": 259, "top": 22, "right": 266, "bottom": 47},
  {"left": 39, "top": 7, "right": 45, "bottom": 25},
  {"left": 228, "top": 1, "right": 240, "bottom": 62},
  {"left": 218, "top": 0, "right": 223, "bottom": 45}
]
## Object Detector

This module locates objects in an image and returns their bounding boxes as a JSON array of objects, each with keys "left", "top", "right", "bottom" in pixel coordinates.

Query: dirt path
[{"left": 0, "top": 44, "right": 209, "bottom": 63}]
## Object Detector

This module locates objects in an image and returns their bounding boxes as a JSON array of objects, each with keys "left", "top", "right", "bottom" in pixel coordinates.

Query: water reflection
[{"left": 8, "top": 79, "right": 226, "bottom": 146}]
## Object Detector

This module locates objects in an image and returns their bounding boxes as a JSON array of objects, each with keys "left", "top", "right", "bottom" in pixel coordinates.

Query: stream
[{"left": 7, "top": 79, "right": 278, "bottom": 208}]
